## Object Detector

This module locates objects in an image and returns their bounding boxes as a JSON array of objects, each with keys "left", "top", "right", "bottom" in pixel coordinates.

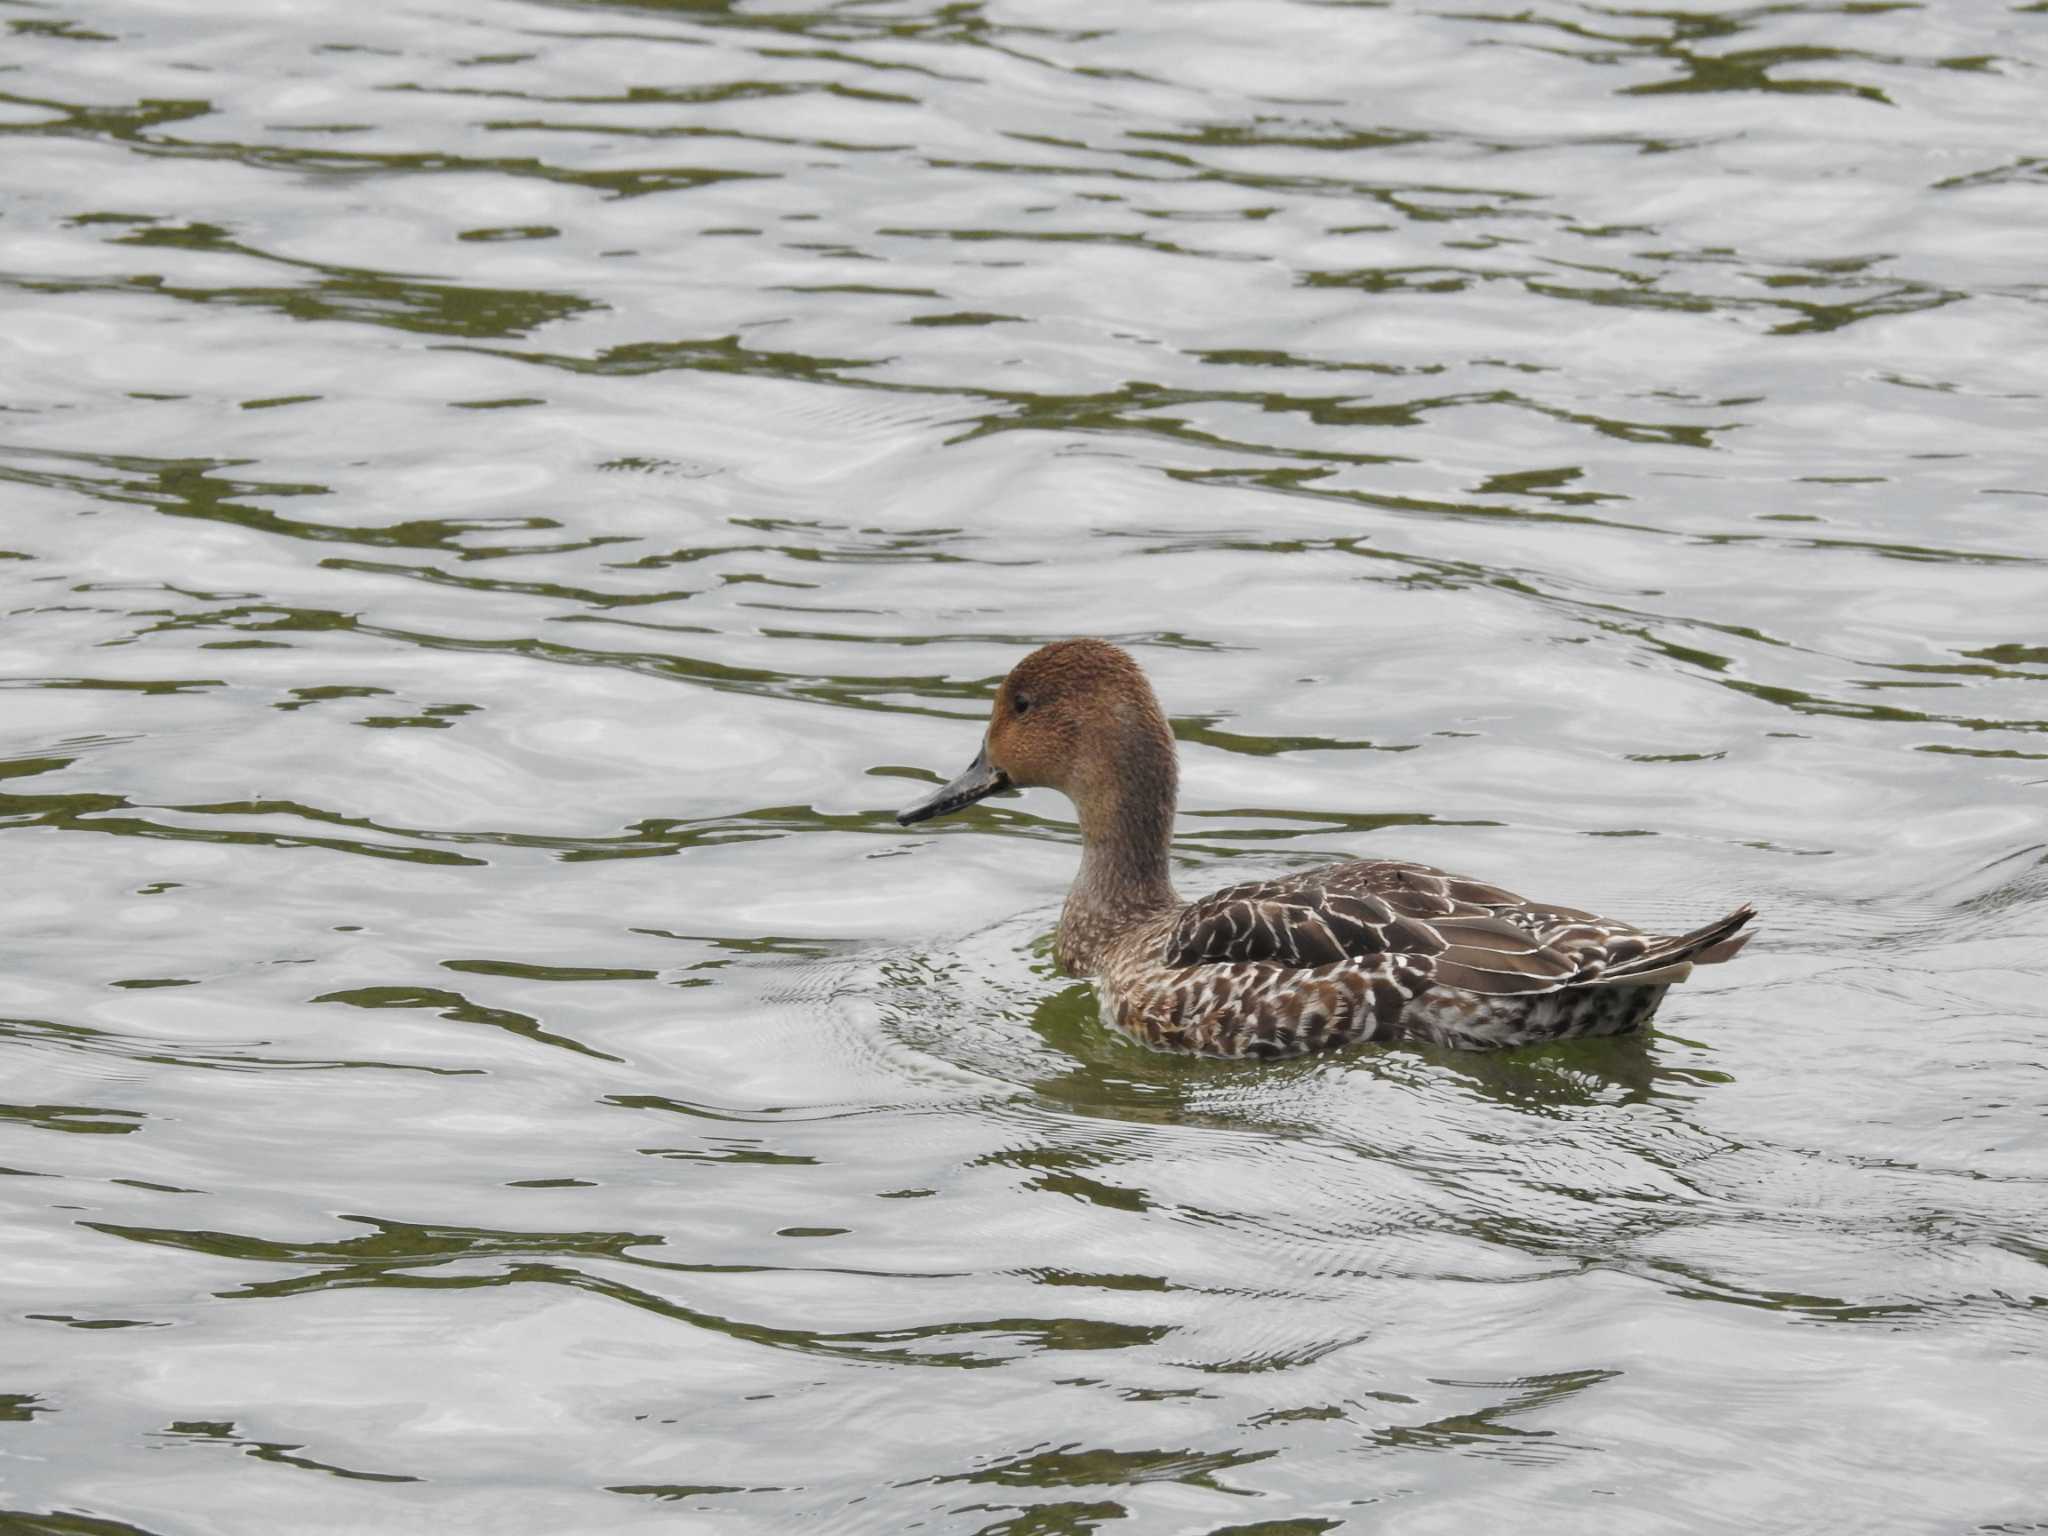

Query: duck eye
[{"left": 1013, "top": 694, "right": 1033, "bottom": 716}]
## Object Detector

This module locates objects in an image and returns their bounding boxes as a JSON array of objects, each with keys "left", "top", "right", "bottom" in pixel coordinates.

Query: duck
[{"left": 895, "top": 638, "right": 1756, "bottom": 1056}]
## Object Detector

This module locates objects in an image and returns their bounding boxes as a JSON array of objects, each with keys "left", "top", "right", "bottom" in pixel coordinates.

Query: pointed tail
[{"left": 1595, "top": 903, "right": 1757, "bottom": 986}]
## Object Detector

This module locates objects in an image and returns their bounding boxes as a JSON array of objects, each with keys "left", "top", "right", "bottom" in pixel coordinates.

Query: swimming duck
[{"left": 896, "top": 639, "right": 1755, "bottom": 1056}]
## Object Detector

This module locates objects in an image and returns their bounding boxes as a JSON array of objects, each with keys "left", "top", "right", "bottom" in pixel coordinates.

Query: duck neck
[{"left": 1055, "top": 724, "right": 1180, "bottom": 976}]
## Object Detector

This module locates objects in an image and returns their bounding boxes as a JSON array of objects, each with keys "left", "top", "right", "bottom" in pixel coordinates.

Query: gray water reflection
[{"left": 3, "top": 0, "right": 2047, "bottom": 1530}]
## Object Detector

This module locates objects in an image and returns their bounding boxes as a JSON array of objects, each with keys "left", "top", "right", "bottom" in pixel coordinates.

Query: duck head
[{"left": 894, "top": 638, "right": 1176, "bottom": 829}]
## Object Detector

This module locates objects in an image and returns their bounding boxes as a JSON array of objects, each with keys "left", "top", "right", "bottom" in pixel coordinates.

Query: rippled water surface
[{"left": 5, "top": 0, "right": 2048, "bottom": 1529}]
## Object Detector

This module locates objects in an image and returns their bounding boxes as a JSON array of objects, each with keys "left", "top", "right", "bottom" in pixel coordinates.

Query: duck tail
[{"left": 1593, "top": 903, "right": 1757, "bottom": 986}]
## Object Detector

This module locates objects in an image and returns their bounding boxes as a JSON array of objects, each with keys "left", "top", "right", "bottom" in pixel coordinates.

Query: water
[{"left": 3, "top": 0, "right": 2046, "bottom": 1529}]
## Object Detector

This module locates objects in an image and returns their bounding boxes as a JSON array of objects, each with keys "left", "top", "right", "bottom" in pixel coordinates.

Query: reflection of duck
[{"left": 897, "top": 639, "right": 1755, "bottom": 1057}]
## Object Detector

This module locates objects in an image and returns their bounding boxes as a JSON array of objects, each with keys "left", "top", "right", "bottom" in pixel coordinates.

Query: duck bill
[{"left": 896, "top": 744, "right": 1011, "bottom": 826}]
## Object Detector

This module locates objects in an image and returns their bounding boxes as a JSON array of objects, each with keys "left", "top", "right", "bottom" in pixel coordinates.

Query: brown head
[{"left": 895, "top": 639, "right": 1178, "bottom": 835}]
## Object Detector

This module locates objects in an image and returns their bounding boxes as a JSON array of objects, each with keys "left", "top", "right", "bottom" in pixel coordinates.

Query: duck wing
[{"left": 1164, "top": 860, "right": 1753, "bottom": 997}]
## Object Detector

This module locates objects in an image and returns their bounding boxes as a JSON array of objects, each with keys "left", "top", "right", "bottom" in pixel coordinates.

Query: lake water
[{"left": 3, "top": 0, "right": 2046, "bottom": 1530}]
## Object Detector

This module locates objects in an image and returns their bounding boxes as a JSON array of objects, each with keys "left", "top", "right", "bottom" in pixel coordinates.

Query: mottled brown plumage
[{"left": 897, "top": 639, "right": 1756, "bottom": 1056}]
